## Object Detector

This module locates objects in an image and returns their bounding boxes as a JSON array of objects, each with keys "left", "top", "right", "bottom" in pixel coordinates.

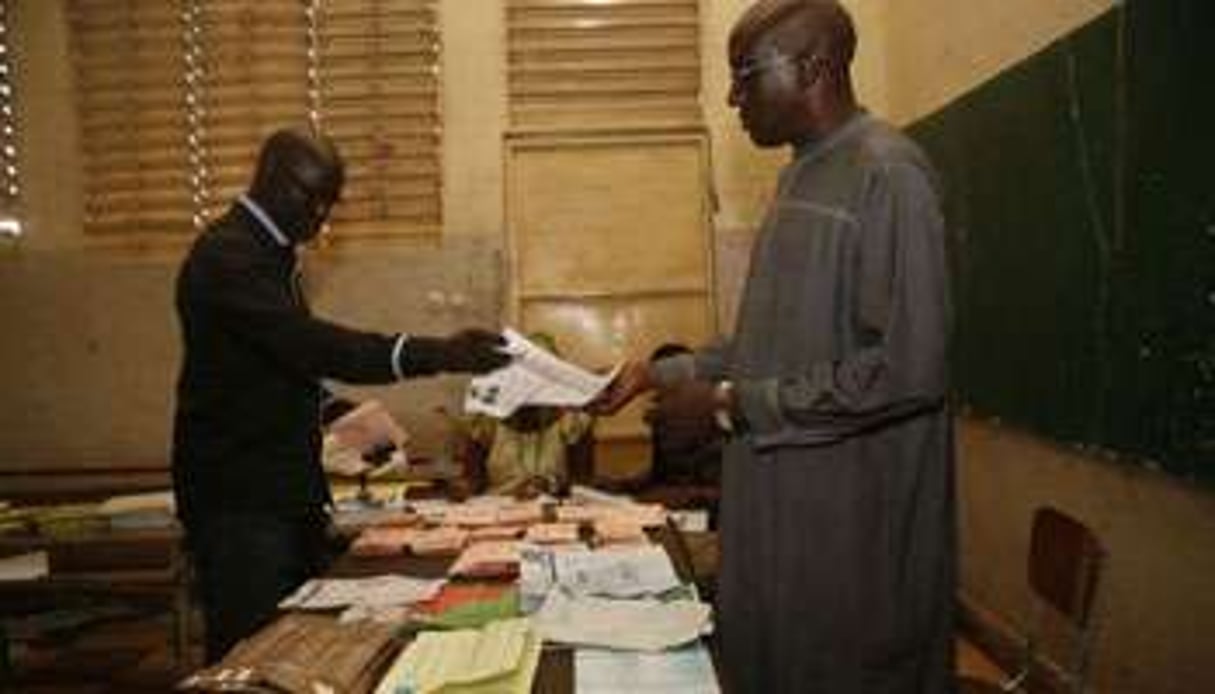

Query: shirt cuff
[
  {"left": 714, "top": 380, "right": 735, "bottom": 433},
  {"left": 391, "top": 334, "right": 409, "bottom": 381}
]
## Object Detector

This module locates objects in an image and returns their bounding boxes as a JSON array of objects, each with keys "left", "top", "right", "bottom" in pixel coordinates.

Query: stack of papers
[
  {"left": 553, "top": 545, "right": 681, "bottom": 598},
  {"left": 415, "top": 497, "right": 545, "bottom": 528},
  {"left": 534, "top": 589, "right": 711, "bottom": 651},
  {"left": 410, "top": 527, "right": 470, "bottom": 556},
  {"left": 523, "top": 522, "right": 580, "bottom": 544},
  {"left": 279, "top": 575, "right": 444, "bottom": 611},
  {"left": 464, "top": 328, "right": 618, "bottom": 418},
  {"left": 0, "top": 551, "right": 49, "bottom": 581},
  {"left": 350, "top": 526, "right": 418, "bottom": 557},
  {"left": 576, "top": 644, "right": 720, "bottom": 693},
  {"left": 180, "top": 613, "right": 398, "bottom": 693},
  {"left": 328, "top": 399, "right": 410, "bottom": 454},
  {"left": 556, "top": 502, "right": 667, "bottom": 528},
  {"left": 374, "top": 617, "right": 540, "bottom": 694},
  {"left": 593, "top": 518, "right": 648, "bottom": 545},
  {"left": 447, "top": 541, "right": 521, "bottom": 579},
  {"left": 98, "top": 490, "right": 174, "bottom": 516},
  {"left": 412, "top": 583, "right": 520, "bottom": 631},
  {"left": 469, "top": 525, "right": 525, "bottom": 542},
  {"left": 517, "top": 543, "right": 680, "bottom": 606},
  {"left": 332, "top": 505, "right": 416, "bottom": 534}
]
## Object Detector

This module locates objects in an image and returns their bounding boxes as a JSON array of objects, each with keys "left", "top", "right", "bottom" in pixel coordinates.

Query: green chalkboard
[{"left": 910, "top": 0, "right": 1214, "bottom": 482}]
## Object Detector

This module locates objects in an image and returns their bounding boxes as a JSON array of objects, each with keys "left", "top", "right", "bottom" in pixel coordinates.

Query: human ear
[{"left": 797, "top": 55, "right": 824, "bottom": 90}]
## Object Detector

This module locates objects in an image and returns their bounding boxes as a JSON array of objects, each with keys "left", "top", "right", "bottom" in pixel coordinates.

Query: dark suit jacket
[{"left": 172, "top": 203, "right": 403, "bottom": 524}]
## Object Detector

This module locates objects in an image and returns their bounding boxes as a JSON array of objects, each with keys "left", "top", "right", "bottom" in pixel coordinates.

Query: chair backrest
[
  {"left": 565, "top": 423, "right": 596, "bottom": 485},
  {"left": 1028, "top": 506, "right": 1105, "bottom": 628},
  {"left": 1026, "top": 506, "right": 1107, "bottom": 693}
]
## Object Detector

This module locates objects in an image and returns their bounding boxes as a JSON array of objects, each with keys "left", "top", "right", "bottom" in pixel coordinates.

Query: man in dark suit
[{"left": 172, "top": 126, "right": 510, "bottom": 661}]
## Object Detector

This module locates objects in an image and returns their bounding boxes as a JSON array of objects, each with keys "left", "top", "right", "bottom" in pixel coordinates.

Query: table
[
  {"left": 308, "top": 520, "right": 717, "bottom": 692},
  {"left": 0, "top": 525, "right": 192, "bottom": 671}
]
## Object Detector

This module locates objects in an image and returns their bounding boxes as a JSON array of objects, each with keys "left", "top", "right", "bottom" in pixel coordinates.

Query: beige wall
[
  {"left": 440, "top": 0, "right": 506, "bottom": 239},
  {"left": 884, "top": 0, "right": 1116, "bottom": 123}
]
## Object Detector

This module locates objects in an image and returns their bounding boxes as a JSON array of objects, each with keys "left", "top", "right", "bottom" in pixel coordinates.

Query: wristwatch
[{"left": 713, "top": 380, "right": 736, "bottom": 433}]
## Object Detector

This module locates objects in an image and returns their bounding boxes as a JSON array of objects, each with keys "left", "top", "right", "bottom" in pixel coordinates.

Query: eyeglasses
[{"left": 730, "top": 51, "right": 822, "bottom": 88}]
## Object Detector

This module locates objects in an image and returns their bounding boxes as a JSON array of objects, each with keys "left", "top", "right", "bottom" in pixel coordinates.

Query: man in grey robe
[{"left": 594, "top": 1, "right": 955, "bottom": 691}]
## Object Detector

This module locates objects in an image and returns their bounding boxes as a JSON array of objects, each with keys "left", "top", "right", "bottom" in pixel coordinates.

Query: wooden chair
[{"left": 959, "top": 506, "right": 1107, "bottom": 694}]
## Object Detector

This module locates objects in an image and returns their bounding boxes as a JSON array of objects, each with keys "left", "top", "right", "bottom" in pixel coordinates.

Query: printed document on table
[
  {"left": 464, "top": 328, "right": 619, "bottom": 418},
  {"left": 554, "top": 544, "right": 681, "bottom": 597},
  {"left": 278, "top": 575, "right": 444, "bottom": 610},
  {"left": 534, "top": 589, "right": 712, "bottom": 651},
  {"left": 373, "top": 617, "right": 539, "bottom": 694},
  {"left": 576, "top": 644, "right": 721, "bottom": 693},
  {"left": 0, "top": 551, "right": 49, "bottom": 581}
]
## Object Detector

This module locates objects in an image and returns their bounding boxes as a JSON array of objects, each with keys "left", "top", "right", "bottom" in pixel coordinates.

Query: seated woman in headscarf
[{"left": 461, "top": 332, "right": 594, "bottom": 498}]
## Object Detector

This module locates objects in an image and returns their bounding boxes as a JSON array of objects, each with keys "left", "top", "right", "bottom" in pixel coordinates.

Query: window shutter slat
[
  {"left": 507, "top": 0, "right": 702, "bottom": 130},
  {"left": 69, "top": 0, "right": 193, "bottom": 236},
  {"left": 317, "top": 0, "right": 441, "bottom": 232}
]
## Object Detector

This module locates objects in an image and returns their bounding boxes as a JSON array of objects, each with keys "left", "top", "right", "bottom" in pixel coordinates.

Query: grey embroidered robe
[{"left": 657, "top": 113, "right": 955, "bottom": 693}]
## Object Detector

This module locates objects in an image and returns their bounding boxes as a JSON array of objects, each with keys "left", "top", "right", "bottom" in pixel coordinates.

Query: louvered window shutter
[
  {"left": 68, "top": 0, "right": 193, "bottom": 236},
  {"left": 507, "top": 0, "right": 702, "bottom": 131},
  {"left": 69, "top": 0, "right": 442, "bottom": 239},
  {"left": 193, "top": 1, "right": 310, "bottom": 224},
  {"left": 316, "top": 0, "right": 442, "bottom": 234},
  {"left": 0, "top": 0, "right": 20, "bottom": 236}
]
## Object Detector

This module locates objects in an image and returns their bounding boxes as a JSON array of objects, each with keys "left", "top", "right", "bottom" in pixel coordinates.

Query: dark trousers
[{"left": 187, "top": 510, "right": 333, "bottom": 663}]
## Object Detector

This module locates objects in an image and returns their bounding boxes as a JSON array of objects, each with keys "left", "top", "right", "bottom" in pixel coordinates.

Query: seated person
[
  {"left": 456, "top": 333, "right": 595, "bottom": 498},
  {"left": 603, "top": 343, "right": 723, "bottom": 527},
  {"left": 645, "top": 343, "right": 723, "bottom": 490}
]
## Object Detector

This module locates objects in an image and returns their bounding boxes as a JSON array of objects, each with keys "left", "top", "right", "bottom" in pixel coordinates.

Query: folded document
[
  {"left": 535, "top": 589, "right": 711, "bottom": 652},
  {"left": 374, "top": 617, "right": 539, "bottom": 694},
  {"left": 464, "top": 328, "right": 618, "bottom": 418}
]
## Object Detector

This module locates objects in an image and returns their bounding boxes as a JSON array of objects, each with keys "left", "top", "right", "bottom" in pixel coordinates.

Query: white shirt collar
[{"left": 237, "top": 194, "right": 291, "bottom": 248}]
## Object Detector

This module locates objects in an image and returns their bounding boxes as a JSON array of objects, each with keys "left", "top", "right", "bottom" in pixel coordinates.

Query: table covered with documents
[{"left": 179, "top": 489, "right": 720, "bottom": 693}]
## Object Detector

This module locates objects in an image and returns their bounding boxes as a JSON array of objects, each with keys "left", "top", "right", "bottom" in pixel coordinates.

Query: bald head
[
  {"left": 729, "top": 0, "right": 856, "bottom": 86},
  {"left": 248, "top": 126, "right": 345, "bottom": 243}
]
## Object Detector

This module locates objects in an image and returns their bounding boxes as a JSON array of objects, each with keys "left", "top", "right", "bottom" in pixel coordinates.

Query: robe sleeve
[{"left": 738, "top": 160, "right": 950, "bottom": 449}]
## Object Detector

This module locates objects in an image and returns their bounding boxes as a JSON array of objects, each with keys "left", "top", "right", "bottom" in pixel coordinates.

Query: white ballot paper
[
  {"left": 535, "top": 589, "right": 712, "bottom": 652},
  {"left": 576, "top": 644, "right": 721, "bottom": 693},
  {"left": 278, "top": 575, "right": 444, "bottom": 611},
  {"left": 464, "top": 328, "right": 618, "bottom": 418}
]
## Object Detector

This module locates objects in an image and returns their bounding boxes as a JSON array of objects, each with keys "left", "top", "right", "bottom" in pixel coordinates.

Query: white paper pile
[{"left": 534, "top": 589, "right": 711, "bottom": 652}]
